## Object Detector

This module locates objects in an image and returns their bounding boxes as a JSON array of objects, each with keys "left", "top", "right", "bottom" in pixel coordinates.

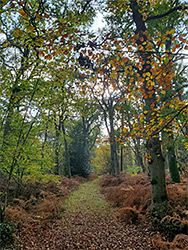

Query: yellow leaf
[
  {"left": 110, "top": 72, "right": 117, "bottom": 79},
  {"left": 169, "top": 29, "right": 175, "bottom": 35},
  {"left": 138, "top": 45, "right": 144, "bottom": 50}
]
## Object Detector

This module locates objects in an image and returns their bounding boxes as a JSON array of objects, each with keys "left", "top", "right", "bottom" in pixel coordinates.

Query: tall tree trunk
[
  {"left": 168, "top": 144, "right": 180, "bottom": 183},
  {"left": 109, "top": 109, "right": 120, "bottom": 177},
  {"left": 120, "top": 109, "right": 124, "bottom": 172},
  {"left": 82, "top": 117, "right": 90, "bottom": 176},
  {"left": 146, "top": 138, "right": 167, "bottom": 215},
  {"left": 120, "top": 144, "right": 124, "bottom": 172},
  {"left": 133, "top": 138, "right": 146, "bottom": 173},
  {"left": 54, "top": 115, "right": 60, "bottom": 175},
  {"left": 130, "top": 0, "right": 168, "bottom": 217},
  {"left": 61, "top": 119, "right": 71, "bottom": 178},
  {"left": 41, "top": 111, "right": 50, "bottom": 169},
  {"left": 162, "top": 131, "right": 180, "bottom": 183},
  {"left": 167, "top": 134, "right": 180, "bottom": 183},
  {"left": 1, "top": 93, "right": 17, "bottom": 167}
]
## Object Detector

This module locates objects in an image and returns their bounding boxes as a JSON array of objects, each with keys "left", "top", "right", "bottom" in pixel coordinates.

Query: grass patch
[{"left": 64, "top": 178, "right": 114, "bottom": 217}]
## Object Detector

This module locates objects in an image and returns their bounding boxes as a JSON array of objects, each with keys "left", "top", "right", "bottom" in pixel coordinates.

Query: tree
[
  {"left": 67, "top": 95, "right": 101, "bottom": 178},
  {"left": 84, "top": 0, "right": 188, "bottom": 217}
]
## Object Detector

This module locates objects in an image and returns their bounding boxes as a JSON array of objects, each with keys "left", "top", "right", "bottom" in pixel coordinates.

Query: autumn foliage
[
  {"left": 100, "top": 173, "right": 151, "bottom": 212},
  {"left": 1, "top": 175, "right": 83, "bottom": 248},
  {"left": 99, "top": 173, "right": 188, "bottom": 245}
]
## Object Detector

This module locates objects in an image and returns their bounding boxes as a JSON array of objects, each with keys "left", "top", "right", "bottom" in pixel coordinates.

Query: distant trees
[{"left": 92, "top": 144, "right": 111, "bottom": 174}]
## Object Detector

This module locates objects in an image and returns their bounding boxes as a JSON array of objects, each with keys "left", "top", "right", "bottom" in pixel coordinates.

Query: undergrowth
[
  {"left": 1, "top": 175, "right": 84, "bottom": 249},
  {"left": 99, "top": 173, "right": 188, "bottom": 249},
  {"left": 0, "top": 222, "right": 15, "bottom": 248}
]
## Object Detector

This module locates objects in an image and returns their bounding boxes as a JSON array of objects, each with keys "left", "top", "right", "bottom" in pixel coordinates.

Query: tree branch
[
  {"left": 147, "top": 5, "right": 188, "bottom": 21},
  {"left": 80, "top": 0, "right": 93, "bottom": 15},
  {"left": 151, "top": 104, "right": 188, "bottom": 136}
]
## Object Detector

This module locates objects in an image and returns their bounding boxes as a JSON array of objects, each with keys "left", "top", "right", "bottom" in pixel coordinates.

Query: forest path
[
  {"left": 63, "top": 178, "right": 114, "bottom": 219},
  {"left": 55, "top": 178, "right": 157, "bottom": 250},
  {"left": 18, "top": 178, "right": 158, "bottom": 250}
]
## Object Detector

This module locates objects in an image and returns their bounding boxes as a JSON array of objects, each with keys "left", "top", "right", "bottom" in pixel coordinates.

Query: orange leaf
[
  {"left": 44, "top": 14, "right": 50, "bottom": 18},
  {"left": 36, "top": 13, "right": 41, "bottom": 19},
  {"left": 18, "top": 1, "right": 24, "bottom": 6}
]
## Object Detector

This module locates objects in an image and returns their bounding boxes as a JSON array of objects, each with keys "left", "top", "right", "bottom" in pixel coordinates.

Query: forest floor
[
  {"left": 14, "top": 178, "right": 159, "bottom": 250},
  {"left": 56, "top": 178, "right": 159, "bottom": 250},
  {"left": 3, "top": 174, "right": 187, "bottom": 250}
]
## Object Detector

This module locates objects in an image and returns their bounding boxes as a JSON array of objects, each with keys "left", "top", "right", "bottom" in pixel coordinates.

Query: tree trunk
[
  {"left": 136, "top": 137, "right": 146, "bottom": 173},
  {"left": 109, "top": 109, "right": 120, "bottom": 177},
  {"left": 120, "top": 144, "right": 124, "bottom": 172},
  {"left": 134, "top": 138, "right": 146, "bottom": 173},
  {"left": 41, "top": 112, "right": 50, "bottom": 169},
  {"left": 168, "top": 146, "right": 180, "bottom": 183},
  {"left": 130, "top": 0, "right": 168, "bottom": 217},
  {"left": 146, "top": 138, "right": 167, "bottom": 216},
  {"left": 62, "top": 119, "right": 71, "bottom": 178},
  {"left": 167, "top": 134, "right": 180, "bottom": 183},
  {"left": 54, "top": 115, "right": 60, "bottom": 175},
  {"left": 162, "top": 131, "right": 180, "bottom": 183}
]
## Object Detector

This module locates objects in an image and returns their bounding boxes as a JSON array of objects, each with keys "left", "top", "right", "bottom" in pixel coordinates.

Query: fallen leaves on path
[{"left": 16, "top": 179, "right": 160, "bottom": 249}]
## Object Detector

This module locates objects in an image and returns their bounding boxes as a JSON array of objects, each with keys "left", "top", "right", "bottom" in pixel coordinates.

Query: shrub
[
  {"left": 152, "top": 233, "right": 188, "bottom": 250},
  {"left": 160, "top": 213, "right": 188, "bottom": 241},
  {"left": 118, "top": 207, "right": 138, "bottom": 224},
  {"left": 100, "top": 173, "right": 151, "bottom": 213},
  {"left": 0, "top": 222, "right": 15, "bottom": 247},
  {"left": 5, "top": 206, "right": 28, "bottom": 226}
]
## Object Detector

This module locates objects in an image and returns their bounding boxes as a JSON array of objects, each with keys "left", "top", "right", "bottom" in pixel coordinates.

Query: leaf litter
[{"left": 15, "top": 178, "right": 160, "bottom": 249}]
